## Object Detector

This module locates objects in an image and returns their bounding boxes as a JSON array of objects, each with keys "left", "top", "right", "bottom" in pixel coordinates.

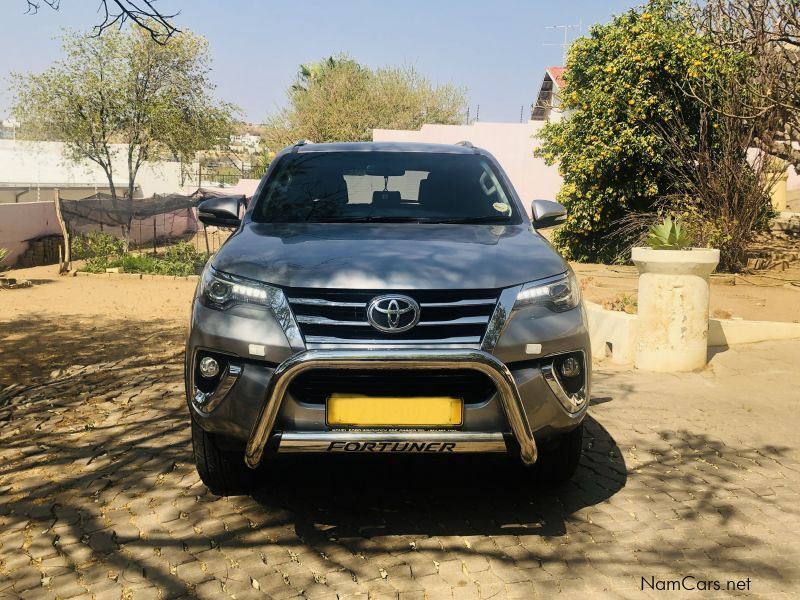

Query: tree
[
  {"left": 12, "top": 26, "right": 236, "bottom": 209},
  {"left": 263, "top": 55, "right": 467, "bottom": 149},
  {"left": 651, "top": 76, "right": 781, "bottom": 272},
  {"left": 24, "top": 0, "right": 180, "bottom": 44},
  {"left": 694, "top": 0, "right": 800, "bottom": 172},
  {"left": 537, "top": 0, "right": 744, "bottom": 264}
]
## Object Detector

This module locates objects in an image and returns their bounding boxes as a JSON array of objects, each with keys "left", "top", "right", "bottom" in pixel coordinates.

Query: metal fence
[{"left": 198, "top": 166, "right": 264, "bottom": 187}]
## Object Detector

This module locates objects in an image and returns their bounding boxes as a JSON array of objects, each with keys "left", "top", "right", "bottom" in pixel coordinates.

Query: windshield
[{"left": 251, "top": 151, "right": 519, "bottom": 224}]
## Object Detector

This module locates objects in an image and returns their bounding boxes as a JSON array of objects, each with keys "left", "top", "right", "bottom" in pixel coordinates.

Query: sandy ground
[
  {"left": 1, "top": 266, "right": 196, "bottom": 385},
  {"left": 573, "top": 262, "right": 800, "bottom": 322},
  {"left": 3, "top": 265, "right": 198, "bottom": 322}
]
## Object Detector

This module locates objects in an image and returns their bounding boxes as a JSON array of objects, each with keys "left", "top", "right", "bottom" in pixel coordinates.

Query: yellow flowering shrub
[{"left": 537, "top": 0, "right": 724, "bottom": 263}]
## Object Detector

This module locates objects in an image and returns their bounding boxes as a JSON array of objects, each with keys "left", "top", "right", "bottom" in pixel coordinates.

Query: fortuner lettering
[{"left": 326, "top": 441, "right": 458, "bottom": 453}]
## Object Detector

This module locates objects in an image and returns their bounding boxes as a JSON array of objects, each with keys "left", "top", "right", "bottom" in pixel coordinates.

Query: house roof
[
  {"left": 546, "top": 66, "right": 566, "bottom": 89},
  {"left": 531, "top": 66, "right": 567, "bottom": 121}
]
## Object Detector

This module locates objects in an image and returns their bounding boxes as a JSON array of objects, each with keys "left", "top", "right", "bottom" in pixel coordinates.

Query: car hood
[{"left": 211, "top": 222, "right": 567, "bottom": 290}]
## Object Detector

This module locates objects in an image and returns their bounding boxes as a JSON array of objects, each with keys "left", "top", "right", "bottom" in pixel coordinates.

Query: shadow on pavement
[
  {"left": 1, "top": 315, "right": 796, "bottom": 596},
  {"left": 251, "top": 415, "right": 626, "bottom": 539},
  {"left": 0, "top": 316, "right": 186, "bottom": 387}
]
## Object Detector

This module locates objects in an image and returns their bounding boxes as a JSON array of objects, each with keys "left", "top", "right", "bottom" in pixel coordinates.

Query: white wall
[
  {"left": 0, "top": 186, "right": 118, "bottom": 204},
  {"left": 0, "top": 140, "right": 183, "bottom": 201},
  {"left": 372, "top": 121, "right": 563, "bottom": 211},
  {"left": 0, "top": 140, "right": 186, "bottom": 264}
]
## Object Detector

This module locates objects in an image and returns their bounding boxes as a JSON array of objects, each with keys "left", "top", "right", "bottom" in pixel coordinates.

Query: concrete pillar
[
  {"left": 771, "top": 172, "right": 788, "bottom": 212},
  {"left": 632, "top": 247, "right": 720, "bottom": 372}
]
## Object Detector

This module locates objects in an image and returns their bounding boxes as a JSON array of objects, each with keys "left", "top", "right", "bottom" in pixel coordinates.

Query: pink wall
[
  {"left": 123, "top": 209, "right": 200, "bottom": 245},
  {"left": 0, "top": 202, "right": 62, "bottom": 265},
  {"left": 69, "top": 209, "right": 199, "bottom": 245}
]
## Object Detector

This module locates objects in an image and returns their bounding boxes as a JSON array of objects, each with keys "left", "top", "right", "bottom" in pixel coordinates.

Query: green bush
[
  {"left": 154, "top": 242, "right": 207, "bottom": 276},
  {"left": 72, "top": 232, "right": 125, "bottom": 272},
  {"left": 117, "top": 253, "right": 158, "bottom": 273},
  {"left": 72, "top": 232, "right": 125, "bottom": 260},
  {"left": 75, "top": 236, "right": 208, "bottom": 276}
]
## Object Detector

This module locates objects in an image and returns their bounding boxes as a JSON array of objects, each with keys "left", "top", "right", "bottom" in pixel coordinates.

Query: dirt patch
[
  {"left": 0, "top": 315, "right": 185, "bottom": 387},
  {"left": 574, "top": 262, "right": 800, "bottom": 323},
  {"left": 1, "top": 265, "right": 195, "bottom": 387},
  {"left": 3, "top": 265, "right": 197, "bottom": 322}
]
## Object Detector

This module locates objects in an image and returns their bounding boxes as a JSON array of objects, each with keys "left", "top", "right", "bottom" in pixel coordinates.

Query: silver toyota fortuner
[{"left": 186, "top": 141, "right": 590, "bottom": 494}]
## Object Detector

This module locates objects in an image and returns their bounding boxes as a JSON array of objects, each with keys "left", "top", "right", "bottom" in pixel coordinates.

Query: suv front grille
[
  {"left": 289, "top": 369, "right": 497, "bottom": 405},
  {"left": 286, "top": 288, "right": 499, "bottom": 348}
]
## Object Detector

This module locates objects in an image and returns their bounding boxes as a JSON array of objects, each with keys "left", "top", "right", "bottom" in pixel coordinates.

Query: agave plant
[{"left": 645, "top": 216, "right": 691, "bottom": 250}]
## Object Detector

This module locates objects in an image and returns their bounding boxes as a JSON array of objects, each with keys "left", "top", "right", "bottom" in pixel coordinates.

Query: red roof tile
[{"left": 547, "top": 66, "right": 566, "bottom": 89}]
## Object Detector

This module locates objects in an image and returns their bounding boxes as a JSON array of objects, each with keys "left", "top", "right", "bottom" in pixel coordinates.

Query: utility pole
[{"left": 543, "top": 21, "right": 581, "bottom": 64}]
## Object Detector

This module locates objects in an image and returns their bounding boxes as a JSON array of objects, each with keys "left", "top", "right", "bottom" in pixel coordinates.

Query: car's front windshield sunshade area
[{"left": 252, "top": 151, "right": 518, "bottom": 224}]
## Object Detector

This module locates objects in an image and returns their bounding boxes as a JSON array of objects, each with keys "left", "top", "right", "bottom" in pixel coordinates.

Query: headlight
[
  {"left": 200, "top": 267, "right": 274, "bottom": 309},
  {"left": 513, "top": 271, "right": 580, "bottom": 312}
]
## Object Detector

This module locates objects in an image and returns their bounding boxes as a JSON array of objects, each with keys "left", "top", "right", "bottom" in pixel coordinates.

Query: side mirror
[
  {"left": 198, "top": 195, "right": 244, "bottom": 228},
  {"left": 531, "top": 199, "right": 567, "bottom": 229}
]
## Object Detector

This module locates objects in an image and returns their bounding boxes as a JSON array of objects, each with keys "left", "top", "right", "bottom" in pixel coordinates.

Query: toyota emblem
[{"left": 367, "top": 294, "right": 420, "bottom": 333}]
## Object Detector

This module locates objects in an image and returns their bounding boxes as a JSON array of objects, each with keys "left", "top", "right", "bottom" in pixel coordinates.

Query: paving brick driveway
[{"left": 1, "top": 316, "right": 798, "bottom": 599}]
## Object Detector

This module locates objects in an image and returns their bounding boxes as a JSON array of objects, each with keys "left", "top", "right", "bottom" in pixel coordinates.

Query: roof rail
[
  {"left": 291, "top": 139, "right": 313, "bottom": 153},
  {"left": 456, "top": 140, "right": 479, "bottom": 154}
]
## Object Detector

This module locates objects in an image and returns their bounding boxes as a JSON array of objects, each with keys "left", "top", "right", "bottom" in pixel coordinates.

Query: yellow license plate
[{"left": 326, "top": 394, "right": 463, "bottom": 427}]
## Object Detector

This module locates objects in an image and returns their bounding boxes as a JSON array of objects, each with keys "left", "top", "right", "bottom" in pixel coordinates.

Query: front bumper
[
  {"left": 244, "top": 348, "right": 541, "bottom": 468},
  {"left": 188, "top": 345, "right": 589, "bottom": 469}
]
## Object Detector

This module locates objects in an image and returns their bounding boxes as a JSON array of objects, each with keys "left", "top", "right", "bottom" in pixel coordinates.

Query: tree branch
[{"left": 24, "top": 0, "right": 180, "bottom": 44}]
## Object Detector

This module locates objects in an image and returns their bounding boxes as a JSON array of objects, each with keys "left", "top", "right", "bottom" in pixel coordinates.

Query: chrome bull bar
[{"left": 244, "top": 349, "right": 537, "bottom": 468}]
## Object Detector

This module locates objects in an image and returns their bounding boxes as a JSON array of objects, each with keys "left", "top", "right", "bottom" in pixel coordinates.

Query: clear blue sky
[{"left": 1, "top": 0, "right": 641, "bottom": 124}]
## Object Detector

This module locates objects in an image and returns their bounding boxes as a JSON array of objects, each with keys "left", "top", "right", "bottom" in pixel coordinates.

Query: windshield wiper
[
  {"left": 312, "top": 215, "right": 513, "bottom": 224},
  {"left": 421, "top": 216, "right": 513, "bottom": 224},
  {"left": 314, "top": 216, "right": 424, "bottom": 223}
]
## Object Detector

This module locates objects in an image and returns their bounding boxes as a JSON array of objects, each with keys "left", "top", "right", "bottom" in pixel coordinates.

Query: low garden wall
[{"left": 586, "top": 301, "right": 800, "bottom": 366}]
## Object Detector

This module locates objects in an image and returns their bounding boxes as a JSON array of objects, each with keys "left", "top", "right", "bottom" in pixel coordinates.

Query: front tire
[
  {"left": 534, "top": 423, "right": 584, "bottom": 483},
  {"left": 191, "top": 417, "right": 255, "bottom": 495}
]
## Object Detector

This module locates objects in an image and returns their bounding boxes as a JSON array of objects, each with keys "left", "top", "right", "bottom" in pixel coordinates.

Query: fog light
[
  {"left": 559, "top": 357, "right": 581, "bottom": 378},
  {"left": 199, "top": 356, "right": 220, "bottom": 378}
]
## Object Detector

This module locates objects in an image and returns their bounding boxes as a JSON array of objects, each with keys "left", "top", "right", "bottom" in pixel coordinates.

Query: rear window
[{"left": 251, "top": 151, "right": 519, "bottom": 224}]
